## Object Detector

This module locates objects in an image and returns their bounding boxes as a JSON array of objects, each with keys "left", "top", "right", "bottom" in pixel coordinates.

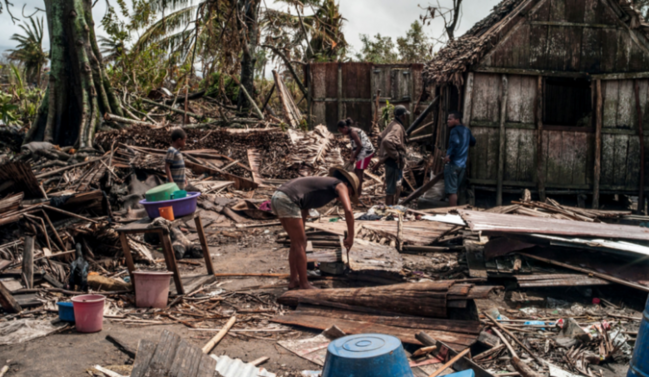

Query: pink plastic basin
[
  {"left": 134, "top": 271, "right": 174, "bottom": 308},
  {"left": 139, "top": 192, "right": 201, "bottom": 219},
  {"left": 71, "top": 294, "right": 105, "bottom": 333}
]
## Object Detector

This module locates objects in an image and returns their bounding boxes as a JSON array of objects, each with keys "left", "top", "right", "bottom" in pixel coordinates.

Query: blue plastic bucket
[
  {"left": 57, "top": 302, "right": 75, "bottom": 322},
  {"left": 322, "top": 334, "right": 414, "bottom": 377},
  {"left": 628, "top": 296, "right": 649, "bottom": 377}
]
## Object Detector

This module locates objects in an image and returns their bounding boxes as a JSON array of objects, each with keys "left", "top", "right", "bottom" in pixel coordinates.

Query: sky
[{"left": 0, "top": 0, "right": 500, "bottom": 58}]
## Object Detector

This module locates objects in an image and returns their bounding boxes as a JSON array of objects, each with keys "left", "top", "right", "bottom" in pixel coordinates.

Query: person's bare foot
[
  {"left": 288, "top": 280, "right": 300, "bottom": 290},
  {"left": 299, "top": 283, "right": 319, "bottom": 290}
]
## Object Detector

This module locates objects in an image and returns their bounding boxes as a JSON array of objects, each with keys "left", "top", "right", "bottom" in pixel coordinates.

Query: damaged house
[{"left": 424, "top": 0, "right": 649, "bottom": 209}]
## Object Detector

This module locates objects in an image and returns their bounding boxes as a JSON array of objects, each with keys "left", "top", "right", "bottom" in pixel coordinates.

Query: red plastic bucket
[
  {"left": 71, "top": 294, "right": 105, "bottom": 333},
  {"left": 134, "top": 271, "right": 174, "bottom": 308}
]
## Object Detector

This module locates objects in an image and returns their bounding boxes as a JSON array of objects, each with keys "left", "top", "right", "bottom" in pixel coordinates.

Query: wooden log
[
  {"left": 497, "top": 75, "right": 509, "bottom": 207},
  {"left": 635, "top": 80, "right": 646, "bottom": 214},
  {"left": 0, "top": 280, "right": 22, "bottom": 313},
  {"left": 593, "top": 79, "right": 602, "bottom": 209},
  {"left": 250, "top": 357, "right": 269, "bottom": 367},
  {"left": 23, "top": 235, "right": 34, "bottom": 289},
  {"left": 492, "top": 328, "right": 542, "bottom": 377},
  {"left": 278, "top": 281, "right": 455, "bottom": 318},
  {"left": 535, "top": 76, "right": 546, "bottom": 201},
  {"left": 202, "top": 316, "right": 236, "bottom": 354}
]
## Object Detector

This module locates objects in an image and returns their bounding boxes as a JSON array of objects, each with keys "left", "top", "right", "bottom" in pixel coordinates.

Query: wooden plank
[
  {"left": 615, "top": 29, "right": 632, "bottom": 72},
  {"left": 535, "top": 76, "right": 546, "bottom": 200},
  {"left": 603, "top": 80, "right": 619, "bottom": 128},
  {"left": 504, "top": 129, "right": 521, "bottom": 182},
  {"left": 594, "top": 79, "right": 603, "bottom": 208},
  {"left": 0, "top": 193, "right": 23, "bottom": 215},
  {"left": 169, "top": 340, "right": 203, "bottom": 377},
  {"left": 0, "top": 280, "right": 22, "bottom": 313},
  {"left": 617, "top": 80, "right": 635, "bottom": 128},
  {"left": 146, "top": 330, "right": 182, "bottom": 377},
  {"left": 464, "top": 72, "right": 474, "bottom": 128},
  {"left": 295, "top": 305, "right": 481, "bottom": 334},
  {"left": 130, "top": 340, "right": 158, "bottom": 377},
  {"left": 506, "top": 76, "right": 523, "bottom": 123},
  {"left": 497, "top": 75, "right": 509, "bottom": 206},
  {"left": 459, "top": 209, "right": 649, "bottom": 241},
  {"left": 471, "top": 128, "right": 490, "bottom": 180},
  {"left": 270, "top": 313, "right": 473, "bottom": 349},
  {"left": 614, "top": 135, "right": 630, "bottom": 186},
  {"left": 518, "top": 129, "right": 536, "bottom": 182},
  {"left": 572, "top": 132, "right": 588, "bottom": 185},
  {"left": 487, "top": 128, "right": 500, "bottom": 181},
  {"left": 636, "top": 80, "right": 646, "bottom": 211},
  {"left": 22, "top": 235, "right": 34, "bottom": 289},
  {"left": 600, "top": 28, "right": 619, "bottom": 72},
  {"left": 546, "top": 131, "right": 563, "bottom": 185},
  {"left": 471, "top": 74, "right": 490, "bottom": 122},
  {"left": 195, "top": 355, "right": 217, "bottom": 377},
  {"left": 194, "top": 217, "right": 215, "bottom": 275}
]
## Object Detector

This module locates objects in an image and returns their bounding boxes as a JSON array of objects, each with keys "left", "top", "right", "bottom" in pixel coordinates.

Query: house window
[{"left": 543, "top": 78, "right": 592, "bottom": 127}]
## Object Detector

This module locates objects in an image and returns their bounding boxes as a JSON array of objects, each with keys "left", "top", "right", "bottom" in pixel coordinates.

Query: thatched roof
[{"left": 423, "top": 0, "right": 649, "bottom": 87}]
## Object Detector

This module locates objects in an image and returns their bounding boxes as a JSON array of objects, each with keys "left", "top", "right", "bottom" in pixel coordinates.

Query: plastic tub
[
  {"left": 139, "top": 192, "right": 201, "bottom": 219},
  {"left": 134, "top": 271, "right": 174, "bottom": 308},
  {"left": 57, "top": 302, "right": 75, "bottom": 322},
  {"left": 322, "top": 334, "right": 414, "bottom": 377},
  {"left": 71, "top": 294, "right": 105, "bottom": 333},
  {"left": 145, "top": 183, "right": 180, "bottom": 202}
]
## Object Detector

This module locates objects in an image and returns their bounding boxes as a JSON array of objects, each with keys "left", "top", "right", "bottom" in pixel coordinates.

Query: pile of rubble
[{"left": 0, "top": 123, "right": 647, "bottom": 377}]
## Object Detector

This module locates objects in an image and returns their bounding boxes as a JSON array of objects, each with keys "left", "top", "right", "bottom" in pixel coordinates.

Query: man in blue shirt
[{"left": 444, "top": 112, "right": 476, "bottom": 206}]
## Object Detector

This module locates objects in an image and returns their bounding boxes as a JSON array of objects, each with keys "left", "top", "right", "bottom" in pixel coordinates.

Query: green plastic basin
[{"left": 145, "top": 183, "right": 180, "bottom": 202}]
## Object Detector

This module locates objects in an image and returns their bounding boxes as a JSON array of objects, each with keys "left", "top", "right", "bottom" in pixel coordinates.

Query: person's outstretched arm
[{"left": 336, "top": 183, "right": 355, "bottom": 250}]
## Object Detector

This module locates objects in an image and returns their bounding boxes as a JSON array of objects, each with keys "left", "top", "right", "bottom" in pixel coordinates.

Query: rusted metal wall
[
  {"left": 477, "top": 0, "right": 649, "bottom": 74},
  {"left": 307, "top": 62, "right": 433, "bottom": 133},
  {"left": 465, "top": 72, "right": 649, "bottom": 194}
]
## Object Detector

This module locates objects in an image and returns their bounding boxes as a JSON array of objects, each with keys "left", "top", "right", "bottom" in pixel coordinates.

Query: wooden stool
[{"left": 116, "top": 214, "right": 215, "bottom": 295}]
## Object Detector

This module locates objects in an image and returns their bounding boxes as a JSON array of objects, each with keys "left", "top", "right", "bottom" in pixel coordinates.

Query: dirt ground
[{"left": 0, "top": 226, "right": 637, "bottom": 376}]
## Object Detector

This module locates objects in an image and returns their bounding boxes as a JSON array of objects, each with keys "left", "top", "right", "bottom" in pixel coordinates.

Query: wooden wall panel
[
  {"left": 471, "top": 74, "right": 501, "bottom": 122},
  {"left": 470, "top": 128, "right": 491, "bottom": 180},
  {"left": 603, "top": 81, "right": 619, "bottom": 128},
  {"left": 617, "top": 80, "right": 635, "bottom": 128},
  {"left": 626, "top": 136, "right": 641, "bottom": 188}
]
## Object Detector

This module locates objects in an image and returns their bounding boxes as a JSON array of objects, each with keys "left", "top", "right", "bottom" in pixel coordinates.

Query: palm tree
[
  {"left": 8, "top": 17, "right": 48, "bottom": 85},
  {"left": 98, "top": 36, "right": 129, "bottom": 64},
  {"left": 264, "top": 0, "right": 348, "bottom": 61}
]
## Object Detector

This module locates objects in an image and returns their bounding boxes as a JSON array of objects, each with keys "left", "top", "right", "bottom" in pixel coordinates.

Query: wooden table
[{"left": 116, "top": 214, "right": 215, "bottom": 295}]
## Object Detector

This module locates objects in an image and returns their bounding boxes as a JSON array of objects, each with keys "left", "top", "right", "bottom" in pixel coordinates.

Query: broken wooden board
[
  {"left": 308, "top": 220, "right": 454, "bottom": 245},
  {"left": 270, "top": 312, "right": 475, "bottom": 350},
  {"left": 341, "top": 239, "right": 403, "bottom": 275},
  {"left": 272, "top": 70, "right": 302, "bottom": 129},
  {"left": 0, "top": 162, "right": 42, "bottom": 198},
  {"left": 277, "top": 333, "right": 331, "bottom": 366},
  {"left": 515, "top": 273, "right": 611, "bottom": 287},
  {"left": 459, "top": 210, "right": 649, "bottom": 242},
  {"left": 130, "top": 330, "right": 216, "bottom": 377},
  {"left": 0, "top": 193, "right": 23, "bottom": 215}
]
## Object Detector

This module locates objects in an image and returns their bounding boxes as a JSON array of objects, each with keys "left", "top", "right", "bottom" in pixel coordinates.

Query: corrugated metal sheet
[
  {"left": 459, "top": 210, "right": 649, "bottom": 241},
  {"left": 211, "top": 355, "right": 276, "bottom": 377},
  {"left": 529, "top": 234, "right": 649, "bottom": 258}
]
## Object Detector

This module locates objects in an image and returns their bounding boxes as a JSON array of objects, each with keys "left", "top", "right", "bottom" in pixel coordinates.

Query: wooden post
[
  {"left": 23, "top": 235, "right": 34, "bottom": 289},
  {"left": 337, "top": 63, "right": 343, "bottom": 121},
  {"left": 162, "top": 232, "right": 184, "bottom": 295},
  {"left": 119, "top": 232, "right": 136, "bottom": 285},
  {"left": 497, "top": 75, "right": 509, "bottom": 206},
  {"left": 463, "top": 73, "right": 474, "bottom": 128},
  {"left": 194, "top": 216, "right": 215, "bottom": 275},
  {"left": 535, "top": 76, "right": 546, "bottom": 201},
  {"left": 635, "top": 80, "right": 646, "bottom": 214},
  {"left": 593, "top": 79, "right": 603, "bottom": 209}
]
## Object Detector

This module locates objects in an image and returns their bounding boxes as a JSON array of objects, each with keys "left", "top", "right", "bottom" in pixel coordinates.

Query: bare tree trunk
[
  {"left": 237, "top": 0, "right": 260, "bottom": 112},
  {"left": 26, "top": 0, "right": 123, "bottom": 148}
]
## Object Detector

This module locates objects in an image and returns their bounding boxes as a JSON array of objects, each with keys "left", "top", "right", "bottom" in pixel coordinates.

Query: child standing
[{"left": 165, "top": 129, "right": 187, "bottom": 190}]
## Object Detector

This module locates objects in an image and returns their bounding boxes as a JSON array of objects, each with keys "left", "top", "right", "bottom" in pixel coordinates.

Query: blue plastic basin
[
  {"left": 322, "top": 334, "right": 414, "bottom": 377},
  {"left": 57, "top": 302, "right": 75, "bottom": 322}
]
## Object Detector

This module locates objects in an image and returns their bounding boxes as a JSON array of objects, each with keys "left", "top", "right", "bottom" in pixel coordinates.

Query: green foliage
[
  {"left": 0, "top": 92, "right": 19, "bottom": 126},
  {"left": 8, "top": 17, "right": 48, "bottom": 84},
  {"left": 203, "top": 72, "right": 239, "bottom": 104},
  {"left": 356, "top": 21, "right": 434, "bottom": 63},
  {"left": 381, "top": 101, "right": 395, "bottom": 129},
  {"left": 107, "top": 44, "right": 170, "bottom": 95},
  {"left": 9, "top": 64, "right": 24, "bottom": 92},
  {"left": 397, "top": 21, "right": 434, "bottom": 63},
  {"left": 356, "top": 34, "right": 399, "bottom": 64}
]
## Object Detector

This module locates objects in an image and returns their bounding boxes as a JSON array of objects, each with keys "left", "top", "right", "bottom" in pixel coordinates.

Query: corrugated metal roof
[{"left": 210, "top": 355, "right": 276, "bottom": 377}]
